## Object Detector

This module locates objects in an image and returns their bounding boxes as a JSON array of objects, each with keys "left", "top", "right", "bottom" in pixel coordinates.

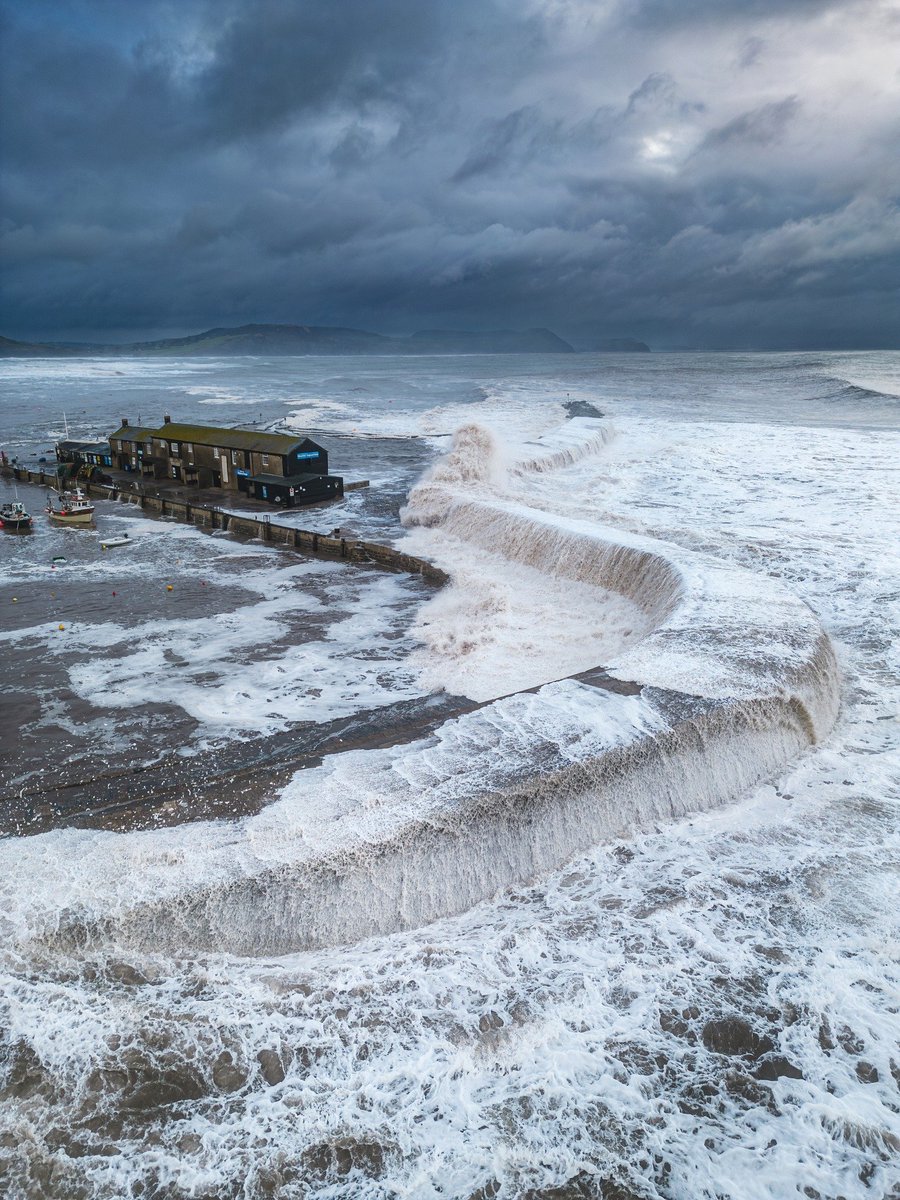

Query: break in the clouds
[{"left": 1, "top": 0, "right": 898, "bottom": 347}]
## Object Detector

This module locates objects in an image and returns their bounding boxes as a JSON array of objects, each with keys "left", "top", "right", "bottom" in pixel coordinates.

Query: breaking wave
[{"left": 833, "top": 380, "right": 900, "bottom": 404}]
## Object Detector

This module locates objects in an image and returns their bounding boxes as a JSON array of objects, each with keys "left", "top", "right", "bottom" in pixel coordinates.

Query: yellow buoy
[
  {"left": 58, "top": 624, "right": 65, "bottom": 631},
  {"left": 166, "top": 584, "right": 174, "bottom": 591}
]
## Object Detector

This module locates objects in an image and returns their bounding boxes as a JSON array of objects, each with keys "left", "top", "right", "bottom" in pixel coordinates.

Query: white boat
[
  {"left": 46, "top": 487, "right": 95, "bottom": 525},
  {"left": 100, "top": 533, "right": 133, "bottom": 549},
  {"left": 0, "top": 500, "right": 33, "bottom": 530}
]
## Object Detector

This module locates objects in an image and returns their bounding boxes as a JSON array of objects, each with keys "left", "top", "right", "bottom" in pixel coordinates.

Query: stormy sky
[{"left": 1, "top": 0, "right": 898, "bottom": 347}]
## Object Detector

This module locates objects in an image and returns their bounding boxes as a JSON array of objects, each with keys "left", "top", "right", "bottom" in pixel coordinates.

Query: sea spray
[{"left": 35, "top": 679, "right": 834, "bottom": 957}]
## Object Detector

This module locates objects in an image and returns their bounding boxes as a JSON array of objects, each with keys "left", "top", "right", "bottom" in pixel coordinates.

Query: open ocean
[{"left": 0, "top": 350, "right": 898, "bottom": 1200}]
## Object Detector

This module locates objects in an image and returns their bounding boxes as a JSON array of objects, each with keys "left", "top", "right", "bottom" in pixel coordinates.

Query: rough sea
[{"left": 0, "top": 351, "right": 898, "bottom": 1200}]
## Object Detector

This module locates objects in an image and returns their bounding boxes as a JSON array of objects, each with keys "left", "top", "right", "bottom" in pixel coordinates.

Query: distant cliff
[
  {"left": 0, "top": 323, "right": 577, "bottom": 357},
  {"left": 569, "top": 334, "right": 651, "bottom": 353}
]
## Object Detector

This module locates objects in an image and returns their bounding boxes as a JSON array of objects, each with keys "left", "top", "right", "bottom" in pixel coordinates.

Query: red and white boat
[{"left": 46, "top": 487, "right": 95, "bottom": 525}]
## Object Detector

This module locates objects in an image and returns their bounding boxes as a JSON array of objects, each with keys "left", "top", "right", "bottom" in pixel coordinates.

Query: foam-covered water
[
  {"left": 0, "top": 483, "right": 432, "bottom": 803},
  {"left": 1, "top": 351, "right": 898, "bottom": 1199}
]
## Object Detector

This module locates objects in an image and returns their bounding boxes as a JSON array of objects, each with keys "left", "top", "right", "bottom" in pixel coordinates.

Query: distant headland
[{"left": 0, "top": 324, "right": 650, "bottom": 357}]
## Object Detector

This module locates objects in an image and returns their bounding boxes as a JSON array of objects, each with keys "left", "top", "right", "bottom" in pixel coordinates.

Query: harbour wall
[
  {"left": 6, "top": 441, "right": 843, "bottom": 958},
  {"left": 34, "top": 491, "right": 841, "bottom": 958},
  {"left": 2, "top": 465, "right": 447, "bottom": 585}
]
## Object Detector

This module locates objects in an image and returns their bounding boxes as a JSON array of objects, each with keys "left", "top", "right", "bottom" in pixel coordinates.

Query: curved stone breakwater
[{"left": 11, "top": 419, "right": 841, "bottom": 960}]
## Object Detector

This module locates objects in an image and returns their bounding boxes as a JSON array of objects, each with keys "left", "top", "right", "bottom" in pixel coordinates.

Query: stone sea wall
[{"left": 4, "top": 465, "right": 447, "bottom": 585}]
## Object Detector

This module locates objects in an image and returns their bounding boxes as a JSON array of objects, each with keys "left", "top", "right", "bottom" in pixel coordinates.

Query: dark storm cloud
[
  {"left": 197, "top": 0, "right": 445, "bottom": 139},
  {"left": 1, "top": 0, "right": 898, "bottom": 347},
  {"left": 699, "top": 96, "right": 800, "bottom": 150}
]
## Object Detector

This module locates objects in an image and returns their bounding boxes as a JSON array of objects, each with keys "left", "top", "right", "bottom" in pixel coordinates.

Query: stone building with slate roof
[{"left": 108, "top": 415, "right": 342, "bottom": 506}]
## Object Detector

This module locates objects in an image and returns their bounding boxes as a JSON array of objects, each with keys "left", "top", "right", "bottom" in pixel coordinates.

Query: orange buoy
[{"left": 166, "top": 584, "right": 174, "bottom": 591}]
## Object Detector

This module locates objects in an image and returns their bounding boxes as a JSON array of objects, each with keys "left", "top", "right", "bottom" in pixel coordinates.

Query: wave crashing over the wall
[{"left": 12, "top": 420, "right": 840, "bottom": 959}]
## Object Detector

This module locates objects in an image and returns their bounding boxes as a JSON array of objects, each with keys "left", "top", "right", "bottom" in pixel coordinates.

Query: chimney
[
  {"left": 121, "top": 417, "right": 129, "bottom": 427},
  {"left": 163, "top": 413, "right": 172, "bottom": 424}
]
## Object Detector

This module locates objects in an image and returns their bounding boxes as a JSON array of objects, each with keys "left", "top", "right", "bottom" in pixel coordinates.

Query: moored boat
[
  {"left": 100, "top": 533, "right": 133, "bottom": 549},
  {"left": 46, "top": 487, "right": 95, "bottom": 525},
  {"left": 0, "top": 500, "right": 33, "bottom": 530}
]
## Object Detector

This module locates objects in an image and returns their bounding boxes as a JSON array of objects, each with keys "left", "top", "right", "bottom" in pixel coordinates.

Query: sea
[{"left": 0, "top": 351, "right": 898, "bottom": 1200}]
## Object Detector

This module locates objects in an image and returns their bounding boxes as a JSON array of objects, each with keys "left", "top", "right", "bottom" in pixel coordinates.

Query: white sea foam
[
  {"left": 1, "top": 516, "right": 428, "bottom": 741},
  {"left": 281, "top": 382, "right": 571, "bottom": 442},
  {"left": 185, "top": 385, "right": 247, "bottom": 404}
]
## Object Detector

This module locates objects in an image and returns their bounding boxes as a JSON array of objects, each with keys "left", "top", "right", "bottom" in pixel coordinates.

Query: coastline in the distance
[{"left": 0, "top": 324, "right": 651, "bottom": 358}]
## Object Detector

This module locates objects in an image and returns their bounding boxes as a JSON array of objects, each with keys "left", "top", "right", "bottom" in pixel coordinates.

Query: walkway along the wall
[{"left": 3, "top": 466, "right": 448, "bottom": 586}]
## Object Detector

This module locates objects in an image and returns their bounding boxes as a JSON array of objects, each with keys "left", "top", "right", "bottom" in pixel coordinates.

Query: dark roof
[
  {"left": 250, "top": 472, "right": 336, "bottom": 487},
  {"left": 110, "top": 425, "right": 157, "bottom": 443},
  {"left": 152, "top": 423, "right": 318, "bottom": 454},
  {"left": 58, "top": 439, "right": 110, "bottom": 452}
]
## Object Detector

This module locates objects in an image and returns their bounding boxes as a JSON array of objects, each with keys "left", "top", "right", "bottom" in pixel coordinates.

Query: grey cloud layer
[{"left": 1, "top": 0, "right": 898, "bottom": 346}]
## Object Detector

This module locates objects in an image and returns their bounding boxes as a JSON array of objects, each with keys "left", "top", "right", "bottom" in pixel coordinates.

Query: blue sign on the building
[
  {"left": 236, "top": 468, "right": 250, "bottom": 477},
  {"left": 296, "top": 450, "right": 319, "bottom": 460}
]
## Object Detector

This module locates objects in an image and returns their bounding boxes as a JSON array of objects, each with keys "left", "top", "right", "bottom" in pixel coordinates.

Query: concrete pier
[{"left": 2, "top": 465, "right": 447, "bottom": 585}]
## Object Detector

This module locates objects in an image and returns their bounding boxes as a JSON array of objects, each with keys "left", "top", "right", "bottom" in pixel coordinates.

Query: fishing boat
[
  {"left": 46, "top": 487, "right": 95, "bottom": 525},
  {"left": 0, "top": 500, "right": 33, "bottom": 530}
]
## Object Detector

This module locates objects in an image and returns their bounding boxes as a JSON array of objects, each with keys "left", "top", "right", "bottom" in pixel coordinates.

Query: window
[
  {"left": 170, "top": 442, "right": 179, "bottom": 456},
  {"left": 261, "top": 453, "right": 269, "bottom": 467},
  {"left": 184, "top": 443, "right": 192, "bottom": 455},
  {"left": 172, "top": 465, "right": 178, "bottom": 478},
  {"left": 231, "top": 449, "right": 238, "bottom": 465}
]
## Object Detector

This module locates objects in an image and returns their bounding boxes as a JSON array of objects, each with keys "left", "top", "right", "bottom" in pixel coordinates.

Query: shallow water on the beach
[
  {"left": 0, "top": 351, "right": 898, "bottom": 1199},
  {"left": 0, "top": 479, "right": 434, "bottom": 809}
]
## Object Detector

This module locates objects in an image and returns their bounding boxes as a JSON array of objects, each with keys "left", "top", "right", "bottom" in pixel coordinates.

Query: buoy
[
  {"left": 112, "top": 591, "right": 116, "bottom": 596},
  {"left": 58, "top": 624, "right": 65, "bottom": 631},
  {"left": 166, "top": 584, "right": 174, "bottom": 591},
  {"left": 12, "top": 598, "right": 17, "bottom": 603}
]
